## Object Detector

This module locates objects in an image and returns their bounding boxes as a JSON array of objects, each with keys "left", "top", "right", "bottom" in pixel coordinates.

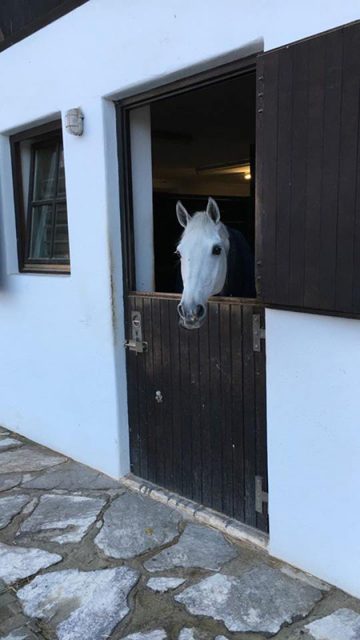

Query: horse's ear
[
  {"left": 176, "top": 201, "right": 190, "bottom": 228},
  {"left": 206, "top": 197, "right": 221, "bottom": 224}
]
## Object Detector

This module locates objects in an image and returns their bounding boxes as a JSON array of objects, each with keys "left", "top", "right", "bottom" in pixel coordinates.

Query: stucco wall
[
  {"left": 266, "top": 309, "right": 360, "bottom": 597},
  {"left": 1, "top": 0, "right": 360, "bottom": 594}
]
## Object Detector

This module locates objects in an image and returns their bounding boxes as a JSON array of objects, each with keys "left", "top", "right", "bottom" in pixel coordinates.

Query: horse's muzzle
[{"left": 177, "top": 303, "right": 206, "bottom": 330}]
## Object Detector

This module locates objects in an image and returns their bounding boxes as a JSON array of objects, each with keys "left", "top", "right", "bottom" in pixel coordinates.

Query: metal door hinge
[
  {"left": 124, "top": 311, "right": 148, "bottom": 354},
  {"left": 255, "top": 475, "right": 268, "bottom": 514},
  {"left": 253, "top": 314, "right": 265, "bottom": 352}
]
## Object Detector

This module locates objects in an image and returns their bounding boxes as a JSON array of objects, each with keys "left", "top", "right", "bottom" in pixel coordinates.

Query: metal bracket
[
  {"left": 124, "top": 311, "right": 148, "bottom": 354},
  {"left": 255, "top": 475, "right": 268, "bottom": 514},
  {"left": 253, "top": 314, "right": 265, "bottom": 352}
]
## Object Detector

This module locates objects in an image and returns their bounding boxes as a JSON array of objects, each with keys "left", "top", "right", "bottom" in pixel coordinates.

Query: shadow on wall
[{"left": 0, "top": 187, "right": 12, "bottom": 293}]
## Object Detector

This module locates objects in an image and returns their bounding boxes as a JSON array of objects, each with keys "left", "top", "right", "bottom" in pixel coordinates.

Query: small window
[{"left": 11, "top": 122, "right": 70, "bottom": 273}]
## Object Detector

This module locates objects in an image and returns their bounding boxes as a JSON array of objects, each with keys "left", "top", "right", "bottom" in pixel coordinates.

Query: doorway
[{"left": 117, "top": 59, "right": 268, "bottom": 532}]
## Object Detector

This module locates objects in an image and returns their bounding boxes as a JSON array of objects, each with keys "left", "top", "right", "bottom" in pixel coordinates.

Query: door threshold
[{"left": 121, "top": 473, "right": 269, "bottom": 550}]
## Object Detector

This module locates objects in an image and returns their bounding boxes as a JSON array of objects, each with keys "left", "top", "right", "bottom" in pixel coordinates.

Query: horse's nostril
[
  {"left": 178, "top": 303, "right": 185, "bottom": 318},
  {"left": 196, "top": 304, "right": 206, "bottom": 319}
]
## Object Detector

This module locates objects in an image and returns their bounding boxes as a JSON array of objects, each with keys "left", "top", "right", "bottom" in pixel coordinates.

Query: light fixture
[
  {"left": 65, "top": 108, "right": 84, "bottom": 136},
  {"left": 196, "top": 161, "right": 251, "bottom": 178}
]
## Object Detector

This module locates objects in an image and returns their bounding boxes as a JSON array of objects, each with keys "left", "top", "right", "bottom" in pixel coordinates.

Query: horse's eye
[
  {"left": 175, "top": 250, "right": 181, "bottom": 257},
  {"left": 212, "top": 245, "right": 222, "bottom": 255}
]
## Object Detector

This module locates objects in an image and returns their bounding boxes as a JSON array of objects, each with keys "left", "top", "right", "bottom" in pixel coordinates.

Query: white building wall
[
  {"left": 1, "top": 0, "right": 360, "bottom": 594},
  {"left": 266, "top": 309, "right": 360, "bottom": 597}
]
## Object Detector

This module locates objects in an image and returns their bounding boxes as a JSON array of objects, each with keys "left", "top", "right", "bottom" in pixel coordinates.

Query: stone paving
[{"left": 0, "top": 428, "right": 360, "bottom": 640}]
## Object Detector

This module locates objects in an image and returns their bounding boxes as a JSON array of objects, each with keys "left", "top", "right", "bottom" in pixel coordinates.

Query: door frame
[
  {"left": 115, "top": 51, "right": 259, "bottom": 297},
  {"left": 115, "top": 52, "right": 268, "bottom": 529}
]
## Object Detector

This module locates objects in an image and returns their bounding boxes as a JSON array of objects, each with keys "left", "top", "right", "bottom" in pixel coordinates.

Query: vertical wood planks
[
  {"left": 126, "top": 295, "right": 268, "bottom": 533},
  {"left": 258, "top": 21, "right": 360, "bottom": 317},
  {"left": 303, "top": 35, "right": 325, "bottom": 309}
]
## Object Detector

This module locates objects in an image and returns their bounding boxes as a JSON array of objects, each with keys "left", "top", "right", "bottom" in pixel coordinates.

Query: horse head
[{"left": 176, "top": 197, "right": 230, "bottom": 330}]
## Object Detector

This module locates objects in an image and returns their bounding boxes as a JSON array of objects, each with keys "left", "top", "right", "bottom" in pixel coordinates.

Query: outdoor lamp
[{"left": 65, "top": 108, "right": 84, "bottom": 136}]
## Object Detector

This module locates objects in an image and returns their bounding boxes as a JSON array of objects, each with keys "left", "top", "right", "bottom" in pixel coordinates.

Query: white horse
[
  {"left": 176, "top": 197, "right": 255, "bottom": 330},
  {"left": 176, "top": 198, "right": 229, "bottom": 329}
]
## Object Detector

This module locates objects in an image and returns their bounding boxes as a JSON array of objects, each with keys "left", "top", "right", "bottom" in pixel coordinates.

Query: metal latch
[
  {"left": 124, "top": 311, "right": 148, "bottom": 354},
  {"left": 255, "top": 475, "right": 268, "bottom": 514},
  {"left": 253, "top": 314, "right": 265, "bottom": 352}
]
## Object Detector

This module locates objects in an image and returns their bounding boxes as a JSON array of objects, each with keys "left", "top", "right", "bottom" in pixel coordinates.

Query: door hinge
[
  {"left": 255, "top": 475, "right": 268, "bottom": 514},
  {"left": 124, "top": 311, "right": 148, "bottom": 354},
  {"left": 253, "top": 314, "right": 265, "bottom": 352}
]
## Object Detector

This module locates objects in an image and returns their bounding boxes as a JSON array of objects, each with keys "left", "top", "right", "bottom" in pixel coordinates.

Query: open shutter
[{"left": 256, "top": 21, "right": 360, "bottom": 316}]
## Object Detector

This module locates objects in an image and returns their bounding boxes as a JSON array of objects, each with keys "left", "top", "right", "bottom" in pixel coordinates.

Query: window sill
[{"left": 21, "top": 264, "right": 71, "bottom": 275}]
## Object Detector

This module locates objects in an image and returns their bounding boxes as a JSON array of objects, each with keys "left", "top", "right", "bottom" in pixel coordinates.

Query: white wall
[
  {"left": 266, "top": 309, "right": 360, "bottom": 598},
  {"left": 1, "top": 0, "right": 360, "bottom": 591}
]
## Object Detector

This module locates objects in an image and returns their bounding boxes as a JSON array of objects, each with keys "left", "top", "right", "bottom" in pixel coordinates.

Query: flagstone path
[{"left": 0, "top": 426, "right": 359, "bottom": 640}]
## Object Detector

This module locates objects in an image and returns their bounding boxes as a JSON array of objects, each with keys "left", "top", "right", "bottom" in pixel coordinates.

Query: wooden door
[
  {"left": 125, "top": 293, "right": 268, "bottom": 533},
  {"left": 256, "top": 20, "right": 360, "bottom": 318}
]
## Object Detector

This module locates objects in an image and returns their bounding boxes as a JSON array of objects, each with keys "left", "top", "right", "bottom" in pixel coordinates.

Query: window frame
[{"left": 10, "top": 120, "right": 70, "bottom": 274}]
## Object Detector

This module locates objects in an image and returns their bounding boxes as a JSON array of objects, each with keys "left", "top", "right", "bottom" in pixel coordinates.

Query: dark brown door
[
  {"left": 256, "top": 20, "right": 360, "bottom": 318},
  {"left": 125, "top": 294, "right": 268, "bottom": 532}
]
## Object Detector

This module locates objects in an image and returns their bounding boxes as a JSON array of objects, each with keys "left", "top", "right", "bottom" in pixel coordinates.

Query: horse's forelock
[{"left": 182, "top": 211, "right": 227, "bottom": 237}]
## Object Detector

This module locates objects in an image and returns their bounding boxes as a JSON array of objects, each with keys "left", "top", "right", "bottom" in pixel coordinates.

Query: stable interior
[{"left": 150, "top": 70, "right": 256, "bottom": 294}]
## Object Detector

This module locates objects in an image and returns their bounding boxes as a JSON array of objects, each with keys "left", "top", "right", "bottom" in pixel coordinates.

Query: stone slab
[
  {"left": 178, "top": 629, "right": 211, "bottom": 640},
  {"left": 280, "top": 565, "right": 331, "bottom": 591},
  {"left": 175, "top": 566, "right": 322, "bottom": 634},
  {"left": 0, "top": 439, "right": 22, "bottom": 450},
  {"left": 0, "top": 446, "right": 64, "bottom": 474},
  {"left": 304, "top": 608, "right": 360, "bottom": 639},
  {"left": 0, "top": 475, "right": 22, "bottom": 492},
  {"left": 0, "top": 542, "right": 61, "bottom": 585},
  {"left": 147, "top": 577, "right": 185, "bottom": 593},
  {"left": 18, "top": 494, "right": 106, "bottom": 543},
  {"left": 123, "top": 632, "right": 167, "bottom": 640},
  {"left": 18, "top": 567, "right": 139, "bottom": 640},
  {"left": 22, "top": 460, "right": 120, "bottom": 491},
  {"left": 95, "top": 492, "right": 181, "bottom": 559},
  {"left": 0, "top": 495, "right": 30, "bottom": 529},
  {"left": 0, "top": 630, "right": 36, "bottom": 640},
  {"left": 145, "top": 524, "right": 237, "bottom": 572}
]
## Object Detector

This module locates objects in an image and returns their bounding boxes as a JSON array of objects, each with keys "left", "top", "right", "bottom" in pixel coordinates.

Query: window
[{"left": 11, "top": 121, "right": 70, "bottom": 273}]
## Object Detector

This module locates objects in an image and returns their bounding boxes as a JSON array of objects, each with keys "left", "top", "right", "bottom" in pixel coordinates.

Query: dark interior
[{"left": 150, "top": 71, "right": 256, "bottom": 293}]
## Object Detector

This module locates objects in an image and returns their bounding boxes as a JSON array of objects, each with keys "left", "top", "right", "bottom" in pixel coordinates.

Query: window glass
[
  {"left": 33, "top": 144, "right": 58, "bottom": 200},
  {"left": 53, "top": 203, "right": 70, "bottom": 259},
  {"left": 29, "top": 205, "right": 53, "bottom": 259},
  {"left": 57, "top": 149, "right": 66, "bottom": 197}
]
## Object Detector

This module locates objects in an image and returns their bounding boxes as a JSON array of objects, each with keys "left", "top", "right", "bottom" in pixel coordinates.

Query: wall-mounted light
[
  {"left": 197, "top": 162, "right": 251, "bottom": 179},
  {"left": 65, "top": 108, "right": 84, "bottom": 136}
]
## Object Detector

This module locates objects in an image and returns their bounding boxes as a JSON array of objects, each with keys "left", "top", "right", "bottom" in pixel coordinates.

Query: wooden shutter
[{"left": 256, "top": 21, "right": 360, "bottom": 316}]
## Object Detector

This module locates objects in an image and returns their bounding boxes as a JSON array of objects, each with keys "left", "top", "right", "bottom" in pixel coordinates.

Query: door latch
[
  {"left": 124, "top": 311, "right": 148, "bottom": 354},
  {"left": 253, "top": 314, "right": 265, "bottom": 352},
  {"left": 255, "top": 475, "right": 268, "bottom": 514}
]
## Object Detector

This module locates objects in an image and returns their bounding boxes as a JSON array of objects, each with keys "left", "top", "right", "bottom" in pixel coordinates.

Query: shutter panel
[{"left": 256, "top": 21, "right": 360, "bottom": 316}]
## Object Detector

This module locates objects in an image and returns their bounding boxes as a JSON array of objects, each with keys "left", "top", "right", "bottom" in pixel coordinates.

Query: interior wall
[{"left": 130, "top": 106, "right": 154, "bottom": 292}]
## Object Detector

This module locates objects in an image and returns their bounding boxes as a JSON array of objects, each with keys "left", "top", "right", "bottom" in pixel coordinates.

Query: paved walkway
[{"left": 0, "top": 427, "right": 360, "bottom": 640}]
